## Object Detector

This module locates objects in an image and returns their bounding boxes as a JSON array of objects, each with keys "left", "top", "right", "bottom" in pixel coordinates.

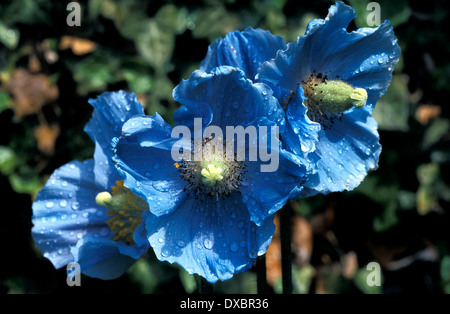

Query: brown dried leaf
[
  {"left": 265, "top": 214, "right": 281, "bottom": 286},
  {"left": 34, "top": 124, "right": 60, "bottom": 155},
  {"left": 7, "top": 69, "right": 59, "bottom": 119},
  {"left": 59, "top": 36, "right": 96, "bottom": 55},
  {"left": 415, "top": 104, "right": 441, "bottom": 125},
  {"left": 292, "top": 215, "right": 313, "bottom": 265}
]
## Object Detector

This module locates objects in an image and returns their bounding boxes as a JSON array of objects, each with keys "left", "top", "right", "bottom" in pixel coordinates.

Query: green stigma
[
  {"left": 201, "top": 162, "right": 225, "bottom": 187},
  {"left": 306, "top": 78, "right": 368, "bottom": 114}
]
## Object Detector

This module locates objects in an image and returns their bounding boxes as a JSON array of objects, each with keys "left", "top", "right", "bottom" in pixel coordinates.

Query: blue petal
[
  {"left": 32, "top": 159, "right": 147, "bottom": 276},
  {"left": 200, "top": 27, "right": 287, "bottom": 81},
  {"left": 257, "top": 1, "right": 400, "bottom": 107},
  {"left": 145, "top": 193, "right": 275, "bottom": 283},
  {"left": 282, "top": 85, "right": 321, "bottom": 162},
  {"left": 113, "top": 114, "right": 187, "bottom": 217},
  {"left": 239, "top": 147, "right": 306, "bottom": 226},
  {"left": 32, "top": 159, "right": 108, "bottom": 269},
  {"left": 84, "top": 90, "right": 145, "bottom": 187},
  {"left": 70, "top": 239, "right": 137, "bottom": 280},
  {"left": 173, "top": 66, "right": 285, "bottom": 131},
  {"left": 299, "top": 107, "right": 381, "bottom": 197}
]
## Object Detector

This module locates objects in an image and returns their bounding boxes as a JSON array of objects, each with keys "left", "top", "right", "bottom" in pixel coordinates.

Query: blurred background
[{"left": 0, "top": 0, "right": 449, "bottom": 294}]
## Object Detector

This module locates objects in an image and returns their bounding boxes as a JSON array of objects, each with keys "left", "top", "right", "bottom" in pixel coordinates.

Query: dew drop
[
  {"left": 71, "top": 202, "right": 80, "bottom": 210},
  {"left": 45, "top": 201, "right": 54, "bottom": 209},
  {"left": 176, "top": 240, "right": 186, "bottom": 248},
  {"left": 161, "top": 248, "right": 170, "bottom": 257},
  {"left": 203, "top": 239, "right": 213, "bottom": 250},
  {"left": 153, "top": 163, "right": 160, "bottom": 170},
  {"left": 230, "top": 241, "right": 239, "bottom": 253}
]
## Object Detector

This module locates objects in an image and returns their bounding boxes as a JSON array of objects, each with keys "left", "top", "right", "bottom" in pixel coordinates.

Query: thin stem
[
  {"left": 256, "top": 255, "right": 270, "bottom": 294},
  {"left": 279, "top": 204, "right": 293, "bottom": 294}
]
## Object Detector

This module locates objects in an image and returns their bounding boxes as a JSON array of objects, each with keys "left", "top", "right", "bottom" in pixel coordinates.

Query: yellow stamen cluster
[
  {"left": 201, "top": 163, "right": 224, "bottom": 186},
  {"left": 96, "top": 180, "right": 148, "bottom": 245}
]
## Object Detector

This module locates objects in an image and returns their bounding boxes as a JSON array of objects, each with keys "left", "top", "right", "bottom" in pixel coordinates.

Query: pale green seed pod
[{"left": 309, "top": 80, "right": 368, "bottom": 114}]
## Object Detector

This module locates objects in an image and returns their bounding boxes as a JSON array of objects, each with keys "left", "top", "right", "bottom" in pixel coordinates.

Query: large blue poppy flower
[
  {"left": 256, "top": 1, "right": 401, "bottom": 196},
  {"left": 112, "top": 66, "right": 306, "bottom": 282},
  {"left": 32, "top": 91, "right": 150, "bottom": 280}
]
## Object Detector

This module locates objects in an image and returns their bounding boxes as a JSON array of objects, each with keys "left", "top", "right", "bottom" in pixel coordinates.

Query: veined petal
[
  {"left": 240, "top": 148, "right": 306, "bottom": 226},
  {"left": 145, "top": 193, "right": 275, "bottom": 283},
  {"left": 299, "top": 107, "right": 381, "bottom": 197},
  {"left": 32, "top": 159, "right": 108, "bottom": 269},
  {"left": 200, "top": 27, "right": 287, "bottom": 81},
  {"left": 70, "top": 239, "right": 137, "bottom": 280},
  {"left": 113, "top": 114, "right": 187, "bottom": 217},
  {"left": 173, "top": 66, "right": 285, "bottom": 131},
  {"left": 84, "top": 90, "right": 145, "bottom": 188},
  {"left": 282, "top": 85, "right": 321, "bottom": 160}
]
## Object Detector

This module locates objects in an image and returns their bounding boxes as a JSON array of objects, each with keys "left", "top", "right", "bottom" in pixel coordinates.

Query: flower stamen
[
  {"left": 95, "top": 180, "right": 147, "bottom": 245},
  {"left": 176, "top": 136, "right": 246, "bottom": 201}
]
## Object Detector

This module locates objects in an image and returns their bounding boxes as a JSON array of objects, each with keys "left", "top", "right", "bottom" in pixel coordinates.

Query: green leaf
[
  {"left": 292, "top": 264, "right": 315, "bottom": 294},
  {"left": 373, "top": 75, "right": 410, "bottom": 132},
  {"left": 348, "top": 0, "right": 411, "bottom": 28},
  {"left": 179, "top": 269, "right": 197, "bottom": 294},
  {"left": 354, "top": 264, "right": 383, "bottom": 294},
  {"left": 127, "top": 259, "right": 157, "bottom": 294},
  {"left": 70, "top": 50, "right": 121, "bottom": 95},
  {"left": 9, "top": 173, "right": 41, "bottom": 195},
  {"left": 0, "top": 91, "right": 11, "bottom": 113},
  {"left": 0, "top": 146, "right": 16, "bottom": 175},
  {"left": 192, "top": 6, "right": 240, "bottom": 42},
  {"left": 0, "top": 22, "right": 19, "bottom": 50},
  {"left": 422, "top": 118, "right": 450, "bottom": 149}
]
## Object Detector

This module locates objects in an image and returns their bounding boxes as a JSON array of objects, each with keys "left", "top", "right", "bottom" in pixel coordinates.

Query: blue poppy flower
[
  {"left": 32, "top": 91, "right": 150, "bottom": 280},
  {"left": 112, "top": 66, "right": 306, "bottom": 282},
  {"left": 256, "top": 1, "right": 401, "bottom": 196}
]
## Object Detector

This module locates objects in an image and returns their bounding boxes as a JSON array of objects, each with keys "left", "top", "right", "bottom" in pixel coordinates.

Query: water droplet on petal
[
  {"left": 203, "top": 238, "right": 213, "bottom": 250},
  {"left": 176, "top": 240, "right": 186, "bottom": 248},
  {"left": 161, "top": 248, "right": 170, "bottom": 257},
  {"left": 230, "top": 241, "right": 239, "bottom": 253},
  {"left": 45, "top": 201, "right": 54, "bottom": 208}
]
